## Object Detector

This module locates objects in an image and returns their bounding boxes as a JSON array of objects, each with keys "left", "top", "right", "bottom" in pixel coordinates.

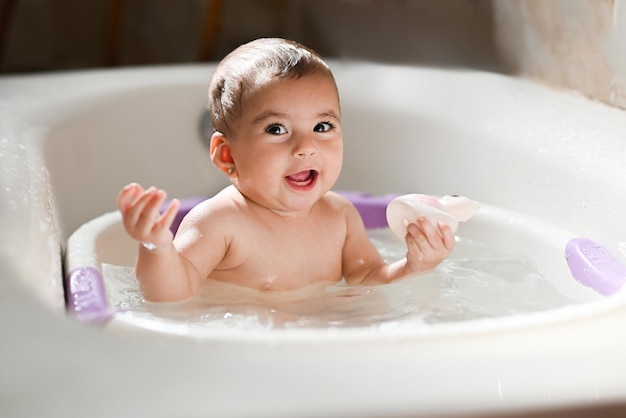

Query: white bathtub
[{"left": 2, "top": 62, "right": 626, "bottom": 417}]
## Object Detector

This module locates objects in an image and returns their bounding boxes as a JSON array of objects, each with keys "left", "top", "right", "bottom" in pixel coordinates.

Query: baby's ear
[{"left": 210, "top": 132, "right": 235, "bottom": 176}]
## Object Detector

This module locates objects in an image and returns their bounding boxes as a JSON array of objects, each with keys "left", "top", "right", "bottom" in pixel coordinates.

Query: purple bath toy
[{"left": 565, "top": 237, "right": 626, "bottom": 296}]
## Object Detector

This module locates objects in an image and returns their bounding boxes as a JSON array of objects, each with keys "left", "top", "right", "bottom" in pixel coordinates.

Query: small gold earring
[{"left": 228, "top": 167, "right": 234, "bottom": 175}]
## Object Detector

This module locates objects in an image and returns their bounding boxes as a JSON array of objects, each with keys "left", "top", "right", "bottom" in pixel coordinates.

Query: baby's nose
[{"left": 293, "top": 135, "right": 318, "bottom": 158}]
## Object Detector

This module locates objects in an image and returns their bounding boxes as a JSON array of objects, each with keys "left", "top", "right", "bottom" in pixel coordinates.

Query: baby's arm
[
  {"left": 117, "top": 183, "right": 204, "bottom": 302},
  {"left": 342, "top": 203, "right": 455, "bottom": 285}
]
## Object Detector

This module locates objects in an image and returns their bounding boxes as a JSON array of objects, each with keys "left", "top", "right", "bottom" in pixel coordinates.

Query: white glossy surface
[{"left": 2, "top": 63, "right": 626, "bottom": 417}]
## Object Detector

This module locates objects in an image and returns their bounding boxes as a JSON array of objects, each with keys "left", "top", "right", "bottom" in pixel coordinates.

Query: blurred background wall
[
  {"left": 0, "top": 0, "right": 498, "bottom": 71},
  {"left": 1, "top": 0, "right": 626, "bottom": 110},
  {"left": 493, "top": 0, "right": 626, "bottom": 110}
]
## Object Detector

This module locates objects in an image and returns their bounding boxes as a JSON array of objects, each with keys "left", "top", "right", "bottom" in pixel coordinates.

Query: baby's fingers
[
  {"left": 121, "top": 187, "right": 160, "bottom": 233},
  {"left": 407, "top": 218, "right": 443, "bottom": 251},
  {"left": 117, "top": 183, "right": 143, "bottom": 213},
  {"left": 437, "top": 221, "right": 456, "bottom": 251},
  {"left": 156, "top": 198, "right": 180, "bottom": 232},
  {"left": 133, "top": 188, "right": 167, "bottom": 233}
]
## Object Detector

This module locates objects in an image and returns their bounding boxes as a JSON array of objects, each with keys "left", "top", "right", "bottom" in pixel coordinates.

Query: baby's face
[{"left": 228, "top": 74, "right": 343, "bottom": 216}]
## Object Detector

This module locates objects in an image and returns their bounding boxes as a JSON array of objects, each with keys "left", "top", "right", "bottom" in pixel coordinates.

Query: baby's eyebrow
[
  {"left": 252, "top": 111, "right": 287, "bottom": 124},
  {"left": 251, "top": 109, "right": 340, "bottom": 124},
  {"left": 318, "top": 110, "right": 340, "bottom": 121}
]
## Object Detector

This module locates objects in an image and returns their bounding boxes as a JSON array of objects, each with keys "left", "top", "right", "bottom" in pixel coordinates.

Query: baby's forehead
[
  {"left": 236, "top": 74, "right": 340, "bottom": 125},
  {"left": 244, "top": 72, "right": 339, "bottom": 101}
]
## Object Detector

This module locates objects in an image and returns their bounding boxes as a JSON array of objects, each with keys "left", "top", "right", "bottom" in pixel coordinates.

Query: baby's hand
[
  {"left": 404, "top": 217, "right": 455, "bottom": 272},
  {"left": 117, "top": 183, "right": 180, "bottom": 250}
]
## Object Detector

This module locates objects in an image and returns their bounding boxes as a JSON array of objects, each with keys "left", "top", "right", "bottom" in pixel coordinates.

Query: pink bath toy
[{"left": 386, "top": 194, "right": 480, "bottom": 238}]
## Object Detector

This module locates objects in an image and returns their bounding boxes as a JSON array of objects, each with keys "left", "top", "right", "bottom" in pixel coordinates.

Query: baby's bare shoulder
[
  {"left": 323, "top": 190, "right": 353, "bottom": 208},
  {"left": 322, "top": 191, "right": 360, "bottom": 215},
  {"left": 180, "top": 187, "right": 244, "bottom": 229},
  {"left": 321, "top": 192, "right": 368, "bottom": 232}
]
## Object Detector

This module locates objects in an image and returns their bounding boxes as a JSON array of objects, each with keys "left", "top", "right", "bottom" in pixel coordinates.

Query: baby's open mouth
[{"left": 285, "top": 170, "right": 318, "bottom": 189}]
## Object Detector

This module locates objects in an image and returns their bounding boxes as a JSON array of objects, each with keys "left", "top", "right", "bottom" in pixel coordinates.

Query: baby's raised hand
[
  {"left": 404, "top": 217, "right": 455, "bottom": 272},
  {"left": 117, "top": 183, "right": 180, "bottom": 250}
]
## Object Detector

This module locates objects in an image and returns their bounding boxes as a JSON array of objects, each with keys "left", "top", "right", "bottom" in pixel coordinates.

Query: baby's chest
[
  {"left": 228, "top": 222, "right": 345, "bottom": 285},
  {"left": 249, "top": 225, "right": 343, "bottom": 262}
]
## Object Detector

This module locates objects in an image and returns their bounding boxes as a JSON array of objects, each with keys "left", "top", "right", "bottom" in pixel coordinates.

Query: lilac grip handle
[
  {"left": 565, "top": 237, "right": 626, "bottom": 296},
  {"left": 65, "top": 266, "right": 117, "bottom": 324}
]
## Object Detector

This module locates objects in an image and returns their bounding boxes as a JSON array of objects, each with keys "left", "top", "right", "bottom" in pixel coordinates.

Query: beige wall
[
  {"left": 0, "top": 0, "right": 498, "bottom": 72},
  {"left": 2, "top": 0, "right": 626, "bottom": 110},
  {"left": 493, "top": 0, "right": 626, "bottom": 109}
]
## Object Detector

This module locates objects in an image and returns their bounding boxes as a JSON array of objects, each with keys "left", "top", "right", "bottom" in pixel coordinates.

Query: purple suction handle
[
  {"left": 65, "top": 266, "right": 116, "bottom": 324},
  {"left": 165, "top": 191, "right": 399, "bottom": 234},
  {"left": 565, "top": 237, "right": 626, "bottom": 296}
]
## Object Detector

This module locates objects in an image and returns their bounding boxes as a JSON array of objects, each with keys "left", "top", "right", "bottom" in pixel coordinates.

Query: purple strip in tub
[
  {"left": 338, "top": 191, "right": 399, "bottom": 229},
  {"left": 65, "top": 266, "right": 116, "bottom": 324},
  {"left": 565, "top": 237, "right": 626, "bottom": 296},
  {"left": 163, "top": 191, "right": 399, "bottom": 234}
]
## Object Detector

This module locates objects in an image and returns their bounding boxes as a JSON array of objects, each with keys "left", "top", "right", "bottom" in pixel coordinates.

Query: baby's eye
[
  {"left": 266, "top": 124, "right": 287, "bottom": 135},
  {"left": 313, "top": 122, "right": 333, "bottom": 133}
]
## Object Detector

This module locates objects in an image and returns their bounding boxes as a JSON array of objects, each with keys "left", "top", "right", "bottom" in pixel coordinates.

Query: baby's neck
[{"left": 236, "top": 188, "right": 321, "bottom": 222}]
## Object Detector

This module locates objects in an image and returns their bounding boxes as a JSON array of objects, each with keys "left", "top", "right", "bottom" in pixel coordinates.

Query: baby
[{"left": 117, "top": 38, "right": 455, "bottom": 302}]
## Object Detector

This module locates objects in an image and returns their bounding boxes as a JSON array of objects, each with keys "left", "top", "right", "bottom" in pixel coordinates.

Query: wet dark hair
[{"left": 208, "top": 38, "right": 337, "bottom": 135}]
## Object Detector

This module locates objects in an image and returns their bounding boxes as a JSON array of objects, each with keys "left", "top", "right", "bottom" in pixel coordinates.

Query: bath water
[{"left": 103, "top": 228, "right": 578, "bottom": 331}]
